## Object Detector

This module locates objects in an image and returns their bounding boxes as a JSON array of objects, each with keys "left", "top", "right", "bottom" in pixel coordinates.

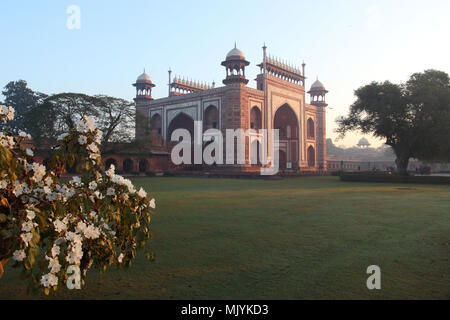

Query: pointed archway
[
  {"left": 273, "top": 104, "right": 299, "bottom": 169},
  {"left": 168, "top": 113, "right": 195, "bottom": 166}
]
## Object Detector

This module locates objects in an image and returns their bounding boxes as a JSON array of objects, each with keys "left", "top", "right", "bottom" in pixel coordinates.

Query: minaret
[
  {"left": 308, "top": 78, "right": 328, "bottom": 171},
  {"left": 168, "top": 68, "right": 172, "bottom": 97},
  {"left": 133, "top": 69, "right": 155, "bottom": 103},
  {"left": 221, "top": 44, "right": 250, "bottom": 86}
]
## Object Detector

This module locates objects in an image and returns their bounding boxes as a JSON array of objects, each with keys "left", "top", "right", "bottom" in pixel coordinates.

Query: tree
[
  {"left": 1, "top": 80, "right": 47, "bottom": 133},
  {"left": 336, "top": 70, "right": 450, "bottom": 175},
  {"left": 94, "top": 95, "right": 136, "bottom": 145},
  {"left": 43, "top": 93, "right": 100, "bottom": 135},
  {"left": 27, "top": 93, "right": 140, "bottom": 147},
  {"left": 24, "top": 100, "right": 58, "bottom": 147},
  {"left": 0, "top": 104, "right": 156, "bottom": 294}
]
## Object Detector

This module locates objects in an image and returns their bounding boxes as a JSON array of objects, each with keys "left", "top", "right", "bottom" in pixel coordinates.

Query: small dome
[
  {"left": 226, "top": 45, "right": 245, "bottom": 60},
  {"left": 357, "top": 137, "right": 370, "bottom": 147},
  {"left": 137, "top": 71, "right": 152, "bottom": 83},
  {"left": 310, "top": 79, "right": 326, "bottom": 90}
]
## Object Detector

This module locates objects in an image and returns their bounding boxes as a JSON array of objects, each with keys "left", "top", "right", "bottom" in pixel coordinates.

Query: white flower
[
  {"left": 149, "top": 198, "right": 156, "bottom": 209},
  {"left": 78, "top": 135, "right": 87, "bottom": 145},
  {"left": 13, "top": 181, "right": 31, "bottom": 196},
  {"left": 7, "top": 106, "right": 15, "bottom": 120},
  {"left": 40, "top": 273, "right": 58, "bottom": 287},
  {"left": 46, "top": 192, "right": 59, "bottom": 201},
  {"left": 0, "top": 105, "right": 15, "bottom": 121},
  {"left": 30, "top": 163, "right": 46, "bottom": 183},
  {"left": 70, "top": 176, "right": 82, "bottom": 185},
  {"left": 76, "top": 116, "right": 96, "bottom": 133},
  {"left": 106, "top": 165, "right": 115, "bottom": 178},
  {"left": 94, "top": 130, "right": 103, "bottom": 144},
  {"left": 57, "top": 133, "right": 69, "bottom": 140},
  {"left": 88, "top": 181, "right": 97, "bottom": 191},
  {"left": 22, "top": 220, "right": 36, "bottom": 232},
  {"left": 13, "top": 250, "right": 26, "bottom": 262},
  {"left": 106, "top": 188, "right": 115, "bottom": 196},
  {"left": 0, "top": 180, "right": 7, "bottom": 189},
  {"left": 18, "top": 131, "right": 31, "bottom": 139},
  {"left": 51, "top": 244, "right": 60, "bottom": 257},
  {"left": 86, "top": 143, "right": 99, "bottom": 154},
  {"left": 89, "top": 153, "right": 100, "bottom": 160},
  {"left": 46, "top": 255, "right": 61, "bottom": 273},
  {"left": 76, "top": 221, "right": 88, "bottom": 234},
  {"left": 20, "top": 232, "right": 33, "bottom": 246},
  {"left": 137, "top": 188, "right": 147, "bottom": 198},
  {"left": 84, "top": 225, "right": 101, "bottom": 240},
  {"left": 26, "top": 148, "right": 34, "bottom": 157},
  {"left": 44, "top": 177, "right": 53, "bottom": 186},
  {"left": 118, "top": 253, "right": 124, "bottom": 263},
  {"left": 53, "top": 219, "right": 67, "bottom": 233},
  {"left": 26, "top": 210, "right": 36, "bottom": 220},
  {"left": 93, "top": 191, "right": 104, "bottom": 200},
  {"left": 65, "top": 231, "right": 82, "bottom": 244}
]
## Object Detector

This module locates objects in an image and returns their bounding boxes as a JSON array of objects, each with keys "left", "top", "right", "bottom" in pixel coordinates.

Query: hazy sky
[{"left": 0, "top": 0, "right": 449, "bottom": 147}]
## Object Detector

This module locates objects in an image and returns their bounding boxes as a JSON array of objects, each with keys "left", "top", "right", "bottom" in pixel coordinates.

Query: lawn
[{"left": 1, "top": 176, "right": 449, "bottom": 299}]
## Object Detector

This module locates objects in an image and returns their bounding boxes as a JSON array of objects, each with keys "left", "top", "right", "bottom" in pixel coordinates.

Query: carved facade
[{"left": 133, "top": 45, "right": 329, "bottom": 173}]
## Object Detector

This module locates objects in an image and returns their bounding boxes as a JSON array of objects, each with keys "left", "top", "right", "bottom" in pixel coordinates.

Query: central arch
[
  {"left": 167, "top": 112, "right": 195, "bottom": 165},
  {"left": 273, "top": 104, "right": 299, "bottom": 169},
  {"left": 167, "top": 112, "right": 194, "bottom": 139}
]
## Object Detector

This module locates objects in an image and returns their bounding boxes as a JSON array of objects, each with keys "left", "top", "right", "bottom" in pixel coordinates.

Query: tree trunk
[
  {"left": 0, "top": 259, "right": 7, "bottom": 279},
  {"left": 395, "top": 156, "right": 410, "bottom": 176}
]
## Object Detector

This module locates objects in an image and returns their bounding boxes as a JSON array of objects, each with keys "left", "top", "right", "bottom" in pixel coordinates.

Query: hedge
[{"left": 340, "top": 173, "right": 450, "bottom": 185}]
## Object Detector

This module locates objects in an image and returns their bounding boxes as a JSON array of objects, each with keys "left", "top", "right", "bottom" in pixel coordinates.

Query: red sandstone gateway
[{"left": 131, "top": 44, "right": 329, "bottom": 175}]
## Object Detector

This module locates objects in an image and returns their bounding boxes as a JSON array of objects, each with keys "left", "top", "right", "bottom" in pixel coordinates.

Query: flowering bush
[{"left": 0, "top": 105, "right": 155, "bottom": 295}]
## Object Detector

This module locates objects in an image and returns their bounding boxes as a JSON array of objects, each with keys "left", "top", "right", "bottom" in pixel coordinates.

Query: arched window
[
  {"left": 204, "top": 105, "right": 219, "bottom": 130},
  {"left": 123, "top": 159, "right": 134, "bottom": 173},
  {"left": 139, "top": 159, "right": 149, "bottom": 172},
  {"left": 150, "top": 114, "right": 162, "bottom": 136},
  {"left": 308, "top": 146, "right": 315, "bottom": 167},
  {"left": 307, "top": 118, "right": 315, "bottom": 139},
  {"left": 250, "top": 106, "right": 262, "bottom": 130}
]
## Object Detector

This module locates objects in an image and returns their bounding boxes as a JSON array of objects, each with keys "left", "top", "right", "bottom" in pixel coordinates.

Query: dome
[
  {"left": 226, "top": 45, "right": 245, "bottom": 60},
  {"left": 357, "top": 137, "right": 370, "bottom": 147},
  {"left": 310, "top": 79, "right": 326, "bottom": 91},
  {"left": 137, "top": 71, "right": 152, "bottom": 83}
]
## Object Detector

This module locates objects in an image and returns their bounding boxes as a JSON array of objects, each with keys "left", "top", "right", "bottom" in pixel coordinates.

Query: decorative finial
[{"left": 234, "top": 41, "right": 237, "bottom": 48}]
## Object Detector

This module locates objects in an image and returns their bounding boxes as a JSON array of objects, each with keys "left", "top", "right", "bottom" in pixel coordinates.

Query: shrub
[
  {"left": 145, "top": 171, "right": 156, "bottom": 177},
  {"left": 0, "top": 105, "right": 156, "bottom": 295},
  {"left": 340, "top": 172, "right": 450, "bottom": 185},
  {"left": 163, "top": 170, "right": 175, "bottom": 177}
]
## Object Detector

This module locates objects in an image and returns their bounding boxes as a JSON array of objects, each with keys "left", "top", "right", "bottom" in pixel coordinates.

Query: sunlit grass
[{"left": 1, "top": 176, "right": 449, "bottom": 299}]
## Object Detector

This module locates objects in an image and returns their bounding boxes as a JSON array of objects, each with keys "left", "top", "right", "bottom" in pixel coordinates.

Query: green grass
[{"left": 1, "top": 176, "right": 449, "bottom": 299}]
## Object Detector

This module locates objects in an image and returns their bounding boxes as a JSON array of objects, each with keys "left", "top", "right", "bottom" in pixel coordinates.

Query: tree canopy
[
  {"left": 336, "top": 69, "right": 450, "bottom": 175},
  {"left": 25, "top": 92, "right": 137, "bottom": 147},
  {"left": 1, "top": 80, "right": 47, "bottom": 133}
]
